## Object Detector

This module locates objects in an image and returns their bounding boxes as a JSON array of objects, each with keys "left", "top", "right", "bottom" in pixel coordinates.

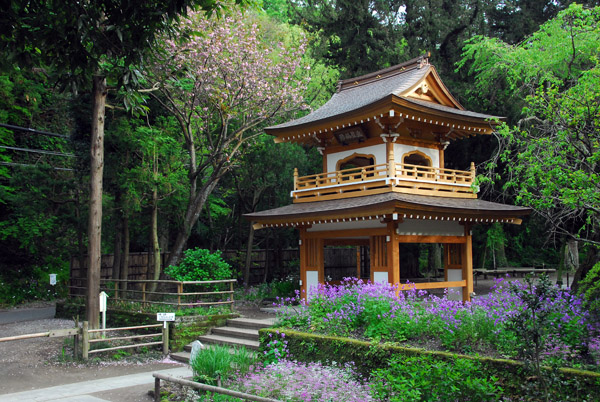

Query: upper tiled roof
[{"left": 267, "top": 55, "right": 500, "bottom": 133}]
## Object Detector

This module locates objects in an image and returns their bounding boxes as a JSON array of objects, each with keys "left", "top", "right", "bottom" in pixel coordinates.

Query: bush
[
  {"left": 191, "top": 344, "right": 256, "bottom": 385},
  {"left": 370, "top": 354, "right": 503, "bottom": 401},
  {"left": 580, "top": 261, "right": 600, "bottom": 323},
  {"left": 165, "top": 248, "right": 233, "bottom": 282}
]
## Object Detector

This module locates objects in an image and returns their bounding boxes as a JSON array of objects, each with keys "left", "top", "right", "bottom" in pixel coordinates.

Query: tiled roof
[
  {"left": 245, "top": 192, "right": 531, "bottom": 221},
  {"left": 400, "top": 97, "right": 501, "bottom": 120}
]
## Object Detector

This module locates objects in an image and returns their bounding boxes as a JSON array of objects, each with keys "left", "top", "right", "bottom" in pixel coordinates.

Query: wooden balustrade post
[
  {"left": 82, "top": 321, "right": 89, "bottom": 360},
  {"left": 293, "top": 168, "right": 298, "bottom": 191},
  {"left": 361, "top": 167, "right": 366, "bottom": 181},
  {"left": 388, "top": 147, "right": 396, "bottom": 184},
  {"left": 336, "top": 170, "right": 341, "bottom": 184},
  {"left": 470, "top": 162, "right": 476, "bottom": 182}
]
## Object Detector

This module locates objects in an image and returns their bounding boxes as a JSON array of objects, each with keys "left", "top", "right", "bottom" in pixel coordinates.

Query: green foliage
[
  {"left": 165, "top": 248, "right": 233, "bottom": 282},
  {"left": 460, "top": 4, "right": 600, "bottom": 246},
  {"left": 191, "top": 344, "right": 257, "bottom": 385},
  {"left": 370, "top": 354, "right": 503, "bottom": 402},
  {"left": 579, "top": 261, "right": 600, "bottom": 321}
]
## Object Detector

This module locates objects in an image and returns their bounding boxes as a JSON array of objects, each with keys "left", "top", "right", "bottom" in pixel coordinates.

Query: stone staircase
[{"left": 171, "top": 317, "right": 275, "bottom": 364}]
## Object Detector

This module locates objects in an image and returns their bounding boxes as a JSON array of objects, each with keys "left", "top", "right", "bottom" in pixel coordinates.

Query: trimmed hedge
[{"left": 260, "top": 328, "right": 600, "bottom": 400}]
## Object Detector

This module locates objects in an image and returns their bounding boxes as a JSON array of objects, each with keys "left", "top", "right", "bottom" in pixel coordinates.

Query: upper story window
[{"left": 403, "top": 151, "right": 432, "bottom": 167}]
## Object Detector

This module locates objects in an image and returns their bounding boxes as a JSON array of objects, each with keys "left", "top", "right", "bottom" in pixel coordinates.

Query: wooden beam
[
  {"left": 397, "top": 235, "right": 466, "bottom": 244},
  {"left": 305, "top": 228, "right": 388, "bottom": 238},
  {"left": 324, "top": 238, "right": 370, "bottom": 246},
  {"left": 398, "top": 280, "right": 466, "bottom": 290}
]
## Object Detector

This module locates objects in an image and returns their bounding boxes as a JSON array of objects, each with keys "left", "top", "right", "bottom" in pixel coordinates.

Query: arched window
[
  {"left": 335, "top": 153, "right": 375, "bottom": 181},
  {"left": 402, "top": 151, "right": 433, "bottom": 178},
  {"left": 403, "top": 151, "right": 432, "bottom": 167}
]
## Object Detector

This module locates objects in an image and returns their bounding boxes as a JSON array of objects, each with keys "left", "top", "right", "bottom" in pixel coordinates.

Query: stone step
[
  {"left": 212, "top": 326, "right": 259, "bottom": 341},
  {"left": 197, "top": 334, "right": 260, "bottom": 350},
  {"left": 170, "top": 351, "right": 191, "bottom": 364},
  {"left": 226, "top": 317, "right": 275, "bottom": 330}
]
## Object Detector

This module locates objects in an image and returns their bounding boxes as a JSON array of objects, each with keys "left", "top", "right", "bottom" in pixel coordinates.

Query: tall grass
[{"left": 191, "top": 344, "right": 257, "bottom": 386}]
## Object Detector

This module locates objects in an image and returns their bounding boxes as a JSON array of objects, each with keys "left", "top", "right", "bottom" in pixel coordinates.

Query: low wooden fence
[
  {"left": 81, "top": 321, "right": 168, "bottom": 360},
  {"left": 153, "top": 372, "right": 282, "bottom": 402},
  {"left": 70, "top": 278, "right": 236, "bottom": 311},
  {"left": 0, "top": 327, "right": 81, "bottom": 358}
]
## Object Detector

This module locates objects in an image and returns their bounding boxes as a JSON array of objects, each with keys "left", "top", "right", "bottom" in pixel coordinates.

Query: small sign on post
[
  {"left": 99, "top": 291, "right": 108, "bottom": 338},
  {"left": 49, "top": 274, "right": 57, "bottom": 286},
  {"left": 157, "top": 312, "right": 175, "bottom": 328}
]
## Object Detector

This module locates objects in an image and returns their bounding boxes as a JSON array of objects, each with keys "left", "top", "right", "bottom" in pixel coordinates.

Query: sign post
[
  {"left": 157, "top": 313, "right": 175, "bottom": 355},
  {"left": 99, "top": 291, "right": 108, "bottom": 338}
]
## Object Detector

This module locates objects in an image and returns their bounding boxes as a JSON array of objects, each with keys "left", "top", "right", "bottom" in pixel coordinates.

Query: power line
[
  {"left": 0, "top": 145, "right": 76, "bottom": 158},
  {"left": 0, "top": 122, "right": 69, "bottom": 138},
  {"left": 0, "top": 161, "right": 76, "bottom": 172}
]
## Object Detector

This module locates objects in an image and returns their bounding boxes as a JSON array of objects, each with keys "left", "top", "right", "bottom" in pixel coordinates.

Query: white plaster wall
[
  {"left": 327, "top": 144, "right": 387, "bottom": 172},
  {"left": 447, "top": 269, "right": 463, "bottom": 301},
  {"left": 394, "top": 143, "right": 440, "bottom": 168},
  {"left": 306, "top": 270, "right": 319, "bottom": 301},
  {"left": 396, "top": 219, "right": 464, "bottom": 236},
  {"left": 307, "top": 219, "right": 386, "bottom": 232},
  {"left": 373, "top": 271, "right": 389, "bottom": 284}
]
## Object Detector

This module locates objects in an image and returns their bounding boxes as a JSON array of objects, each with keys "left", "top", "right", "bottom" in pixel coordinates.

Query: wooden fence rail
[
  {"left": 0, "top": 327, "right": 80, "bottom": 358},
  {"left": 82, "top": 321, "right": 168, "bottom": 360},
  {"left": 70, "top": 278, "right": 236, "bottom": 311},
  {"left": 153, "top": 372, "right": 282, "bottom": 402}
]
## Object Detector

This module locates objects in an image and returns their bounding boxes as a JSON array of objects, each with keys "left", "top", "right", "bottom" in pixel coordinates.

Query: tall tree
[
  {"left": 0, "top": 0, "right": 246, "bottom": 328},
  {"left": 459, "top": 4, "right": 600, "bottom": 288},
  {"left": 147, "top": 8, "right": 309, "bottom": 268},
  {"left": 288, "top": 0, "right": 407, "bottom": 78}
]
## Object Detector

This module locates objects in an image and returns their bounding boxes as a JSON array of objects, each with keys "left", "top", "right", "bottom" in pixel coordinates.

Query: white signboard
[
  {"left": 99, "top": 291, "right": 108, "bottom": 313},
  {"left": 49, "top": 274, "right": 57, "bottom": 286},
  {"left": 157, "top": 312, "right": 176, "bottom": 322}
]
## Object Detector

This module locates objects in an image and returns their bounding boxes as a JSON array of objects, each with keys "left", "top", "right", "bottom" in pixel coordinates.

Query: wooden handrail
[{"left": 293, "top": 162, "right": 475, "bottom": 192}]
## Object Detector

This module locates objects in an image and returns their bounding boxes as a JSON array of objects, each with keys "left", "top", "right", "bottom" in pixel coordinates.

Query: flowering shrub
[
  {"left": 262, "top": 330, "right": 289, "bottom": 365},
  {"left": 275, "top": 276, "right": 600, "bottom": 369},
  {"left": 233, "top": 360, "right": 373, "bottom": 402}
]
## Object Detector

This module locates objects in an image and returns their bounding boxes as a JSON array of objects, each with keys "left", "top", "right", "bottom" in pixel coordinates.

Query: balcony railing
[{"left": 292, "top": 162, "right": 476, "bottom": 202}]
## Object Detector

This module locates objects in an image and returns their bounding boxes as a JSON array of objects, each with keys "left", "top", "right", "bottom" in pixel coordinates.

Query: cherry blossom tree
[{"left": 147, "top": 8, "right": 309, "bottom": 267}]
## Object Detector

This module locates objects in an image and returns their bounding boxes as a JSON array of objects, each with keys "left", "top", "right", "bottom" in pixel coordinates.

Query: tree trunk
[
  {"left": 120, "top": 215, "right": 130, "bottom": 292},
  {"left": 112, "top": 213, "right": 123, "bottom": 281},
  {"left": 164, "top": 179, "right": 220, "bottom": 269},
  {"left": 148, "top": 185, "right": 161, "bottom": 294},
  {"left": 243, "top": 224, "right": 255, "bottom": 287},
  {"left": 86, "top": 75, "right": 107, "bottom": 330}
]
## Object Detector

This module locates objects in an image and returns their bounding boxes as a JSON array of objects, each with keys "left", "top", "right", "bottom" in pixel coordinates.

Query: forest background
[{"left": 1, "top": 0, "right": 599, "bottom": 309}]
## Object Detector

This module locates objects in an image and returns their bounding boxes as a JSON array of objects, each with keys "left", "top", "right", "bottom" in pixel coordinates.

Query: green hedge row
[{"left": 259, "top": 328, "right": 600, "bottom": 400}]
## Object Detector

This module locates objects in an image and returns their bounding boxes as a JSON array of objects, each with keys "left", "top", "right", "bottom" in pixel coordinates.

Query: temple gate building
[{"left": 246, "top": 54, "right": 530, "bottom": 302}]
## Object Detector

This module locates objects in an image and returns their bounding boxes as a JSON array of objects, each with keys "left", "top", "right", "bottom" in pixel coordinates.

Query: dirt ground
[{"left": 0, "top": 314, "right": 185, "bottom": 400}]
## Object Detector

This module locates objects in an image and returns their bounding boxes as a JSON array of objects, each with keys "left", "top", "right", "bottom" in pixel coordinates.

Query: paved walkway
[
  {"left": 0, "top": 305, "right": 56, "bottom": 324},
  {"left": 1, "top": 366, "right": 192, "bottom": 401}
]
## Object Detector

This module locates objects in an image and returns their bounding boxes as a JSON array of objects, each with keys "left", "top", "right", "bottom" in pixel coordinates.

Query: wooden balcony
[{"left": 292, "top": 162, "right": 477, "bottom": 202}]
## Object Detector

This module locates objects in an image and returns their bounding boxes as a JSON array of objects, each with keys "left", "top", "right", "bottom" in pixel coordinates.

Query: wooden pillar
[
  {"left": 370, "top": 235, "right": 389, "bottom": 284},
  {"left": 462, "top": 225, "right": 473, "bottom": 302},
  {"left": 388, "top": 222, "right": 400, "bottom": 285},
  {"left": 299, "top": 227, "right": 307, "bottom": 299}
]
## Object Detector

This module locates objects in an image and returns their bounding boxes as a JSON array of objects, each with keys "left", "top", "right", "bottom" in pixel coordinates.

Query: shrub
[
  {"left": 579, "top": 261, "right": 600, "bottom": 323},
  {"left": 165, "top": 248, "right": 233, "bottom": 284},
  {"left": 370, "top": 354, "right": 503, "bottom": 401}
]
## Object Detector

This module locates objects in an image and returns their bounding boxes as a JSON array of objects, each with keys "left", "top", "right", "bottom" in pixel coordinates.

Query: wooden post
[
  {"left": 114, "top": 281, "right": 119, "bottom": 300},
  {"left": 177, "top": 282, "right": 183, "bottom": 309},
  {"left": 142, "top": 282, "right": 147, "bottom": 306},
  {"left": 162, "top": 323, "right": 169, "bottom": 355},
  {"left": 154, "top": 377, "right": 161, "bottom": 402},
  {"left": 293, "top": 168, "right": 298, "bottom": 191},
  {"left": 462, "top": 225, "right": 474, "bottom": 302},
  {"left": 73, "top": 315, "right": 79, "bottom": 359},
  {"left": 229, "top": 281, "right": 234, "bottom": 312},
  {"left": 82, "top": 321, "right": 89, "bottom": 360}
]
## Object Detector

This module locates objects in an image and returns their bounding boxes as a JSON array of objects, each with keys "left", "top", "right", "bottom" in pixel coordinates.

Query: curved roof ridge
[{"left": 337, "top": 53, "right": 430, "bottom": 92}]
